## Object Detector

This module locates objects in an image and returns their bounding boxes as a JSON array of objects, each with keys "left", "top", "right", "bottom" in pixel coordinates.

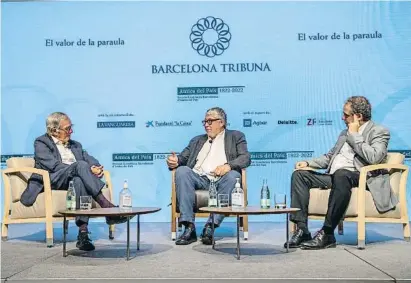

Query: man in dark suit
[
  {"left": 285, "top": 96, "right": 397, "bottom": 250},
  {"left": 21, "top": 112, "right": 127, "bottom": 251},
  {"left": 166, "top": 107, "right": 251, "bottom": 245}
]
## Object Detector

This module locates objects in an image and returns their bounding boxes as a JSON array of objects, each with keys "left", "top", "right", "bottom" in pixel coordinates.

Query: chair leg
[
  {"left": 46, "top": 220, "right": 54, "bottom": 248},
  {"left": 357, "top": 220, "right": 365, "bottom": 249},
  {"left": 2, "top": 222, "right": 8, "bottom": 241},
  {"left": 338, "top": 221, "right": 344, "bottom": 235},
  {"left": 403, "top": 221, "right": 410, "bottom": 242},
  {"left": 289, "top": 222, "right": 296, "bottom": 234},
  {"left": 109, "top": 224, "right": 115, "bottom": 240},
  {"left": 243, "top": 216, "right": 248, "bottom": 240},
  {"left": 171, "top": 215, "right": 177, "bottom": 241}
]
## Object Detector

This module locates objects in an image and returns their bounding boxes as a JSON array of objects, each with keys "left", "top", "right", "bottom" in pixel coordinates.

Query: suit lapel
[
  {"left": 46, "top": 135, "right": 62, "bottom": 163},
  {"left": 70, "top": 142, "right": 83, "bottom": 161},
  {"left": 224, "top": 130, "right": 231, "bottom": 161}
]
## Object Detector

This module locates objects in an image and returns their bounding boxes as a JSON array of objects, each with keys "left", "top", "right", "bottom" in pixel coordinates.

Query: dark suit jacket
[
  {"left": 20, "top": 134, "right": 100, "bottom": 206},
  {"left": 176, "top": 129, "right": 251, "bottom": 173}
]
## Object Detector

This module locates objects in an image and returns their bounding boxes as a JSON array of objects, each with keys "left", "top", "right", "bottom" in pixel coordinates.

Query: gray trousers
[
  {"left": 175, "top": 166, "right": 241, "bottom": 227},
  {"left": 290, "top": 169, "right": 359, "bottom": 231},
  {"left": 54, "top": 161, "right": 106, "bottom": 226}
]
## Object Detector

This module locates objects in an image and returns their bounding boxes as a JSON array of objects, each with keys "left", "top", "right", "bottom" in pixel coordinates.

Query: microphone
[{"left": 209, "top": 139, "right": 213, "bottom": 144}]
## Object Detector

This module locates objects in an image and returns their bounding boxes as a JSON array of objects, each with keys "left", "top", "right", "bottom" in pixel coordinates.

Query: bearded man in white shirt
[{"left": 285, "top": 96, "right": 397, "bottom": 250}]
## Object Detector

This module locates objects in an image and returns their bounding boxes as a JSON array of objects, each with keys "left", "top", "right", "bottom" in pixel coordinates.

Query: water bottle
[
  {"left": 208, "top": 180, "right": 217, "bottom": 207},
  {"left": 119, "top": 179, "right": 132, "bottom": 210},
  {"left": 260, "top": 179, "right": 271, "bottom": 208},
  {"left": 66, "top": 181, "right": 76, "bottom": 211},
  {"left": 231, "top": 177, "right": 244, "bottom": 210}
]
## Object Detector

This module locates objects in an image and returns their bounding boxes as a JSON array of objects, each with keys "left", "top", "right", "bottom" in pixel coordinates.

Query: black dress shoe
[
  {"left": 200, "top": 224, "right": 214, "bottom": 245},
  {"left": 76, "top": 231, "right": 95, "bottom": 251},
  {"left": 284, "top": 228, "right": 312, "bottom": 248},
  {"left": 300, "top": 230, "right": 336, "bottom": 250},
  {"left": 175, "top": 226, "right": 197, "bottom": 245}
]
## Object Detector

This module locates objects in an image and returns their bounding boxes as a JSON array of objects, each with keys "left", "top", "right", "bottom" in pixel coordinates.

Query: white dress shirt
[
  {"left": 51, "top": 136, "right": 77, "bottom": 165},
  {"left": 193, "top": 130, "right": 227, "bottom": 180}
]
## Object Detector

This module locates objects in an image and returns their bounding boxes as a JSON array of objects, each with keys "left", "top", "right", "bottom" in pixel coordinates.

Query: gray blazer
[
  {"left": 307, "top": 121, "right": 398, "bottom": 213},
  {"left": 176, "top": 129, "right": 251, "bottom": 173},
  {"left": 20, "top": 134, "right": 100, "bottom": 206}
]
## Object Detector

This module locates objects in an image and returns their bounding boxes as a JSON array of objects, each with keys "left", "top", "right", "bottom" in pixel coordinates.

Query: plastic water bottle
[
  {"left": 66, "top": 181, "right": 76, "bottom": 211},
  {"left": 260, "top": 179, "right": 271, "bottom": 208},
  {"left": 119, "top": 179, "right": 132, "bottom": 210},
  {"left": 231, "top": 177, "right": 244, "bottom": 210},
  {"left": 208, "top": 180, "right": 217, "bottom": 207}
]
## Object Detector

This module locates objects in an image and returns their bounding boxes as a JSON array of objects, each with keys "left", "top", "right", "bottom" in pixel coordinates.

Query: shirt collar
[{"left": 51, "top": 136, "right": 69, "bottom": 147}]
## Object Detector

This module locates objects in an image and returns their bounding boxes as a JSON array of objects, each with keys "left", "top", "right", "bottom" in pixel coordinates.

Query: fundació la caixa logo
[{"left": 190, "top": 16, "right": 231, "bottom": 58}]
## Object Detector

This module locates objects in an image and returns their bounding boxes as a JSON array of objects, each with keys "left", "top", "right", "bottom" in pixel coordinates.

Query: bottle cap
[{"left": 124, "top": 179, "right": 128, "bottom": 189}]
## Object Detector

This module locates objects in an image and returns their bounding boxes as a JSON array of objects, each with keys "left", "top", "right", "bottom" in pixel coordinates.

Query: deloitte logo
[{"left": 190, "top": 16, "right": 231, "bottom": 58}]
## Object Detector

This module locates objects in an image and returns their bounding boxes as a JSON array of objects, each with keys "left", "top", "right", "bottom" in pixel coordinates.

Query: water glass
[
  {"left": 80, "top": 196, "right": 92, "bottom": 210},
  {"left": 274, "top": 193, "right": 287, "bottom": 209},
  {"left": 218, "top": 194, "right": 229, "bottom": 208}
]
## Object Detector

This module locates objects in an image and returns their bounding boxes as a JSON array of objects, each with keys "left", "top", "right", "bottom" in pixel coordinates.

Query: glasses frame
[{"left": 202, "top": 119, "right": 221, "bottom": 126}]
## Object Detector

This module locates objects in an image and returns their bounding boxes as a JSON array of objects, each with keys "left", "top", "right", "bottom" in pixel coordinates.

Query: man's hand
[
  {"left": 295, "top": 161, "right": 309, "bottom": 169},
  {"left": 212, "top": 164, "right": 231, "bottom": 177},
  {"left": 166, "top": 152, "right": 179, "bottom": 169},
  {"left": 348, "top": 114, "right": 360, "bottom": 133},
  {"left": 91, "top": 165, "right": 104, "bottom": 178}
]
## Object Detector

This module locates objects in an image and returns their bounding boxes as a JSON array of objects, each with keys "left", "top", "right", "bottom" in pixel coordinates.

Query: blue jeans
[{"left": 175, "top": 166, "right": 241, "bottom": 226}]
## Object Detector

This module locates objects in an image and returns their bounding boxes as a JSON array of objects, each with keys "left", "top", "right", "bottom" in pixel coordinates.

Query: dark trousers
[
  {"left": 290, "top": 169, "right": 359, "bottom": 232},
  {"left": 175, "top": 166, "right": 240, "bottom": 227},
  {"left": 53, "top": 161, "right": 105, "bottom": 226}
]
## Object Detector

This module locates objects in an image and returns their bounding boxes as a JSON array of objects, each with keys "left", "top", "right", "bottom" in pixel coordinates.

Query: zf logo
[{"left": 307, "top": 118, "right": 316, "bottom": 126}]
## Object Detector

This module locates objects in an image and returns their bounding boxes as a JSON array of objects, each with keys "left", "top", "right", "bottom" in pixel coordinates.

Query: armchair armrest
[
  {"left": 102, "top": 170, "right": 113, "bottom": 201},
  {"left": 357, "top": 163, "right": 409, "bottom": 218},
  {"left": 294, "top": 167, "right": 318, "bottom": 172}
]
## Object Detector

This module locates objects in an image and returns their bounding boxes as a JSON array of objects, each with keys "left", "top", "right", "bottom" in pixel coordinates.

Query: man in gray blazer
[
  {"left": 285, "top": 96, "right": 398, "bottom": 250},
  {"left": 166, "top": 107, "right": 251, "bottom": 245},
  {"left": 21, "top": 112, "right": 127, "bottom": 251}
]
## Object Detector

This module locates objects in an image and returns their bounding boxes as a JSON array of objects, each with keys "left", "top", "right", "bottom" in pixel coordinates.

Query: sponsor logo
[
  {"left": 151, "top": 17, "right": 271, "bottom": 75},
  {"left": 97, "top": 121, "right": 135, "bottom": 128},
  {"left": 190, "top": 16, "right": 231, "bottom": 58},
  {"left": 243, "top": 119, "right": 267, "bottom": 127},
  {"left": 307, "top": 118, "right": 333, "bottom": 126},
  {"left": 145, "top": 120, "right": 192, "bottom": 128},
  {"left": 152, "top": 63, "right": 271, "bottom": 74},
  {"left": 277, "top": 120, "right": 298, "bottom": 125},
  {"left": 250, "top": 151, "right": 314, "bottom": 167},
  {"left": 112, "top": 152, "right": 171, "bottom": 168}
]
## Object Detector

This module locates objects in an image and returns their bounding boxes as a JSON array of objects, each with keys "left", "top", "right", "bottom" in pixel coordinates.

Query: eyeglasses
[
  {"left": 202, "top": 119, "right": 221, "bottom": 126},
  {"left": 342, "top": 112, "right": 352, "bottom": 118},
  {"left": 60, "top": 124, "right": 74, "bottom": 133}
]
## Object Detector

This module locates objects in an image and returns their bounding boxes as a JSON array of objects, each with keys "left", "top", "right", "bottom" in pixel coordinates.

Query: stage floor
[{"left": 1, "top": 221, "right": 410, "bottom": 282}]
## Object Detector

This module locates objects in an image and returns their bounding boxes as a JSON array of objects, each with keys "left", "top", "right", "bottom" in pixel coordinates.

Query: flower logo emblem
[{"left": 190, "top": 16, "right": 231, "bottom": 58}]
